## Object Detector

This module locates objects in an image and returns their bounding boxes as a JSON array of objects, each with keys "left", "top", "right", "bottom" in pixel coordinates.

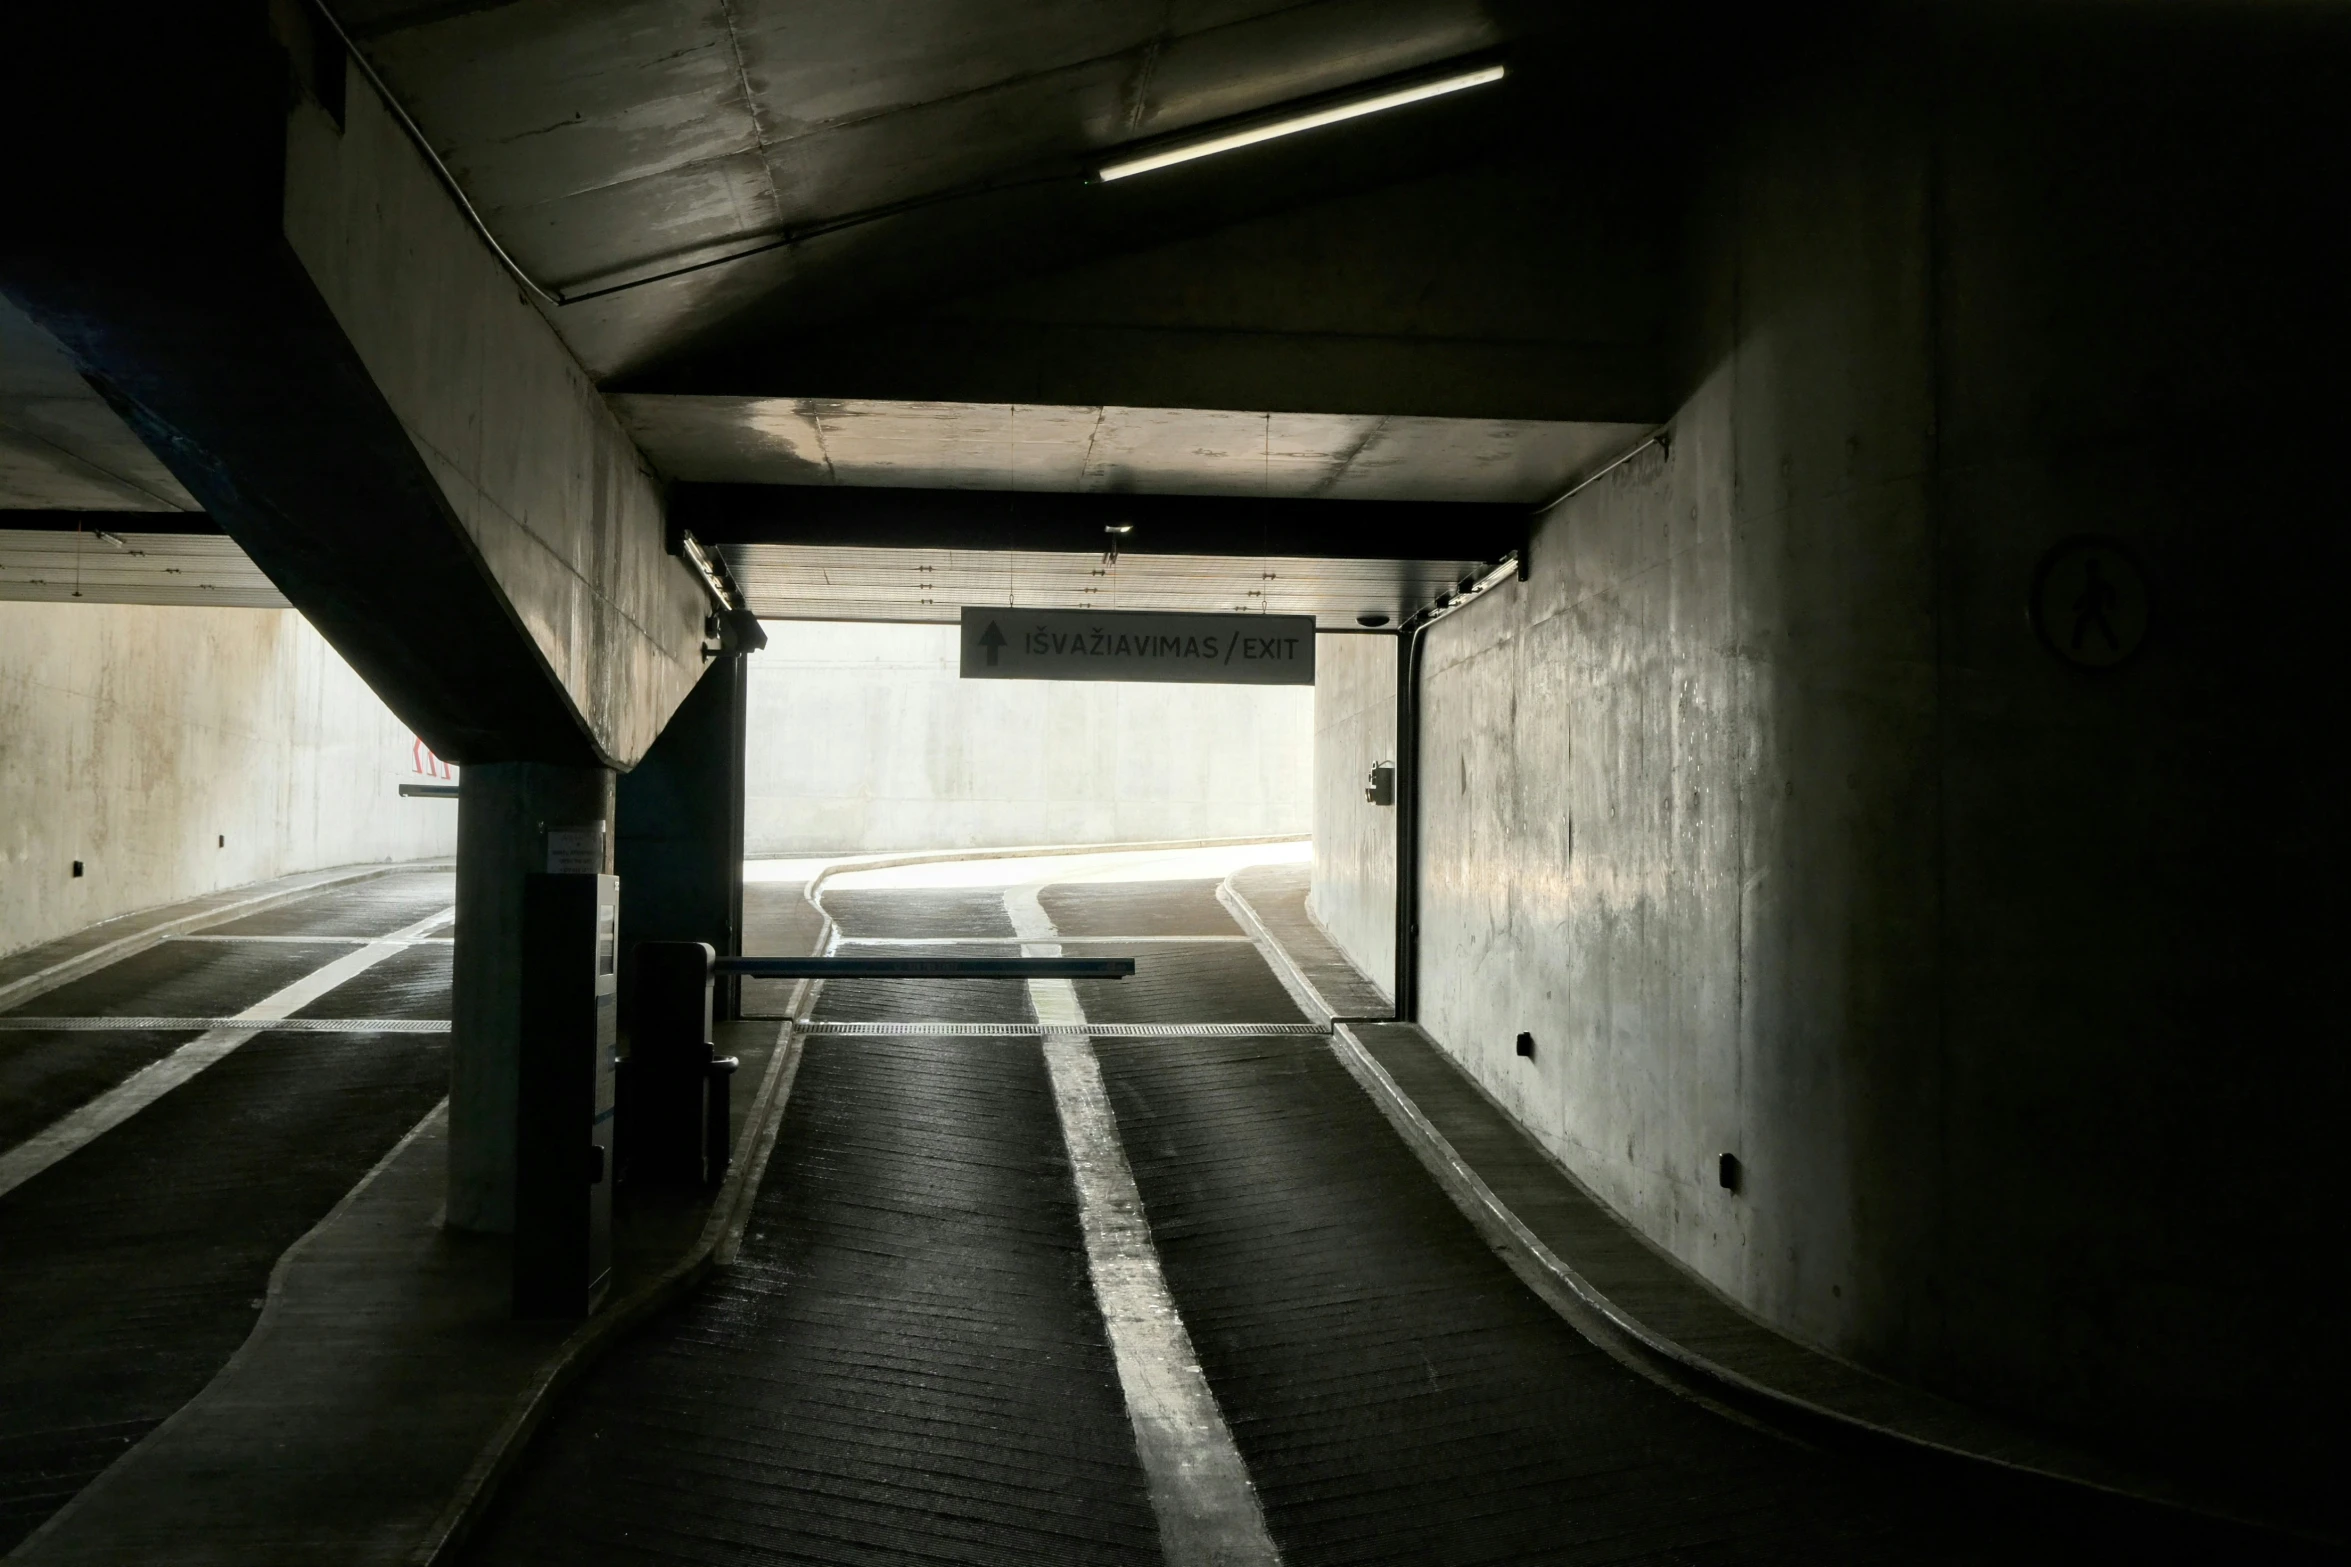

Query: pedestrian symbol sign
[
  {"left": 959, "top": 607, "right": 1315, "bottom": 685},
  {"left": 2030, "top": 538, "right": 2149, "bottom": 669}
]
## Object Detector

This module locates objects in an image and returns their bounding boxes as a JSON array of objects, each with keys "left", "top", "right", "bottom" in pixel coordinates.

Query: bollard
[{"left": 624, "top": 941, "right": 737, "bottom": 1185}]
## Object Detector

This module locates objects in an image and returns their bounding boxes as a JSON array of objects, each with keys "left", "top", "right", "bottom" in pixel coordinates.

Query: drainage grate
[
  {"left": 788, "top": 1021, "right": 1332, "bottom": 1038},
  {"left": 830, "top": 935, "right": 1253, "bottom": 946},
  {"left": 0, "top": 1017, "right": 451, "bottom": 1033}
]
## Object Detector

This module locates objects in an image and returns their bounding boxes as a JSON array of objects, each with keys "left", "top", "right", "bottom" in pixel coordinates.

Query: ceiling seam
[
  {"left": 1316, "top": 416, "right": 1392, "bottom": 499},
  {"left": 807, "top": 409, "right": 840, "bottom": 486},
  {"left": 721, "top": 0, "right": 1411, "bottom": 149},
  {"left": 1121, "top": 4, "right": 1172, "bottom": 133},
  {"left": 1077, "top": 407, "right": 1109, "bottom": 493},
  {"left": 713, "top": 0, "right": 786, "bottom": 229}
]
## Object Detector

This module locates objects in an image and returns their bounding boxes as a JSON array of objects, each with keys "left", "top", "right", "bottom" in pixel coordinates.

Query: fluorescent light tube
[
  {"left": 1097, "top": 63, "right": 1505, "bottom": 182},
  {"left": 677, "top": 529, "right": 737, "bottom": 609}
]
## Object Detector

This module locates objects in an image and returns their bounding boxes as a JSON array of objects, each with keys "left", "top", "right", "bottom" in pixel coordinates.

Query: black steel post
[{"left": 1392, "top": 618, "right": 1426, "bottom": 1021}]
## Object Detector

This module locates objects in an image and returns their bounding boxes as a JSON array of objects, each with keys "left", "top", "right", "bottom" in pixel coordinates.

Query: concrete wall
[
  {"left": 746, "top": 622, "right": 1310, "bottom": 853},
  {"left": 1317, "top": 5, "right": 2345, "bottom": 1492},
  {"left": 0, "top": 602, "right": 455, "bottom": 960},
  {"left": 1308, "top": 634, "right": 1395, "bottom": 996}
]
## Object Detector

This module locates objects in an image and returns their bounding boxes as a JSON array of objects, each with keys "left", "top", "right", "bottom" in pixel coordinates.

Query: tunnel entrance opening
[
  {"left": 729, "top": 616, "right": 1318, "bottom": 1024},
  {"left": 740, "top": 618, "right": 1315, "bottom": 859}
]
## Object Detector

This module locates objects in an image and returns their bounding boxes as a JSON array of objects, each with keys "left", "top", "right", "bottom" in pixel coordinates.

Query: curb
[
  {"left": 0, "top": 860, "right": 451, "bottom": 1014},
  {"left": 1320, "top": 1021, "right": 1821, "bottom": 1444},
  {"left": 1215, "top": 875, "right": 2308, "bottom": 1537},
  {"left": 409, "top": 1018, "right": 805, "bottom": 1565},
  {"left": 795, "top": 837, "right": 1309, "bottom": 993},
  {"left": 796, "top": 834, "right": 1308, "bottom": 933},
  {"left": 1, "top": 1099, "right": 456, "bottom": 1563},
  {"left": 411, "top": 899, "right": 836, "bottom": 1566},
  {"left": 1214, "top": 871, "right": 1799, "bottom": 1440},
  {"left": 1210, "top": 878, "right": 1346, "bottom": 1027}
]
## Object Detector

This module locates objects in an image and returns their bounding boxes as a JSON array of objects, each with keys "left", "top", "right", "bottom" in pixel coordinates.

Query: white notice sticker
[{"left": 545, "top": 824, "right": 607, "bottom": 874}]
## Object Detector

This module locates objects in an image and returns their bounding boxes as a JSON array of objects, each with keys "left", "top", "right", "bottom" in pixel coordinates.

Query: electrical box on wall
[{"left": 1364, "top": 760, "right": 1396, "bottom": 806}]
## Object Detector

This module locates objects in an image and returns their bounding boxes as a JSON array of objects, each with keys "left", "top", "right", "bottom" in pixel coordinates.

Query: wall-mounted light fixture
[
  {"left": 675, "top": 528, "right": 769, "bottom": 657},
  {"left": 677, "top": 529, "right": 734, "bottom": 609},
  {"left": 1097, "top": 62, "right": 1505, "bottom": 183}
]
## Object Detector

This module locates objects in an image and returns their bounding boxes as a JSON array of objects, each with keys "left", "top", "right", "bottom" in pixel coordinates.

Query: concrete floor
[
  {"left": 468, "top": 849, "right": 2312, "bottom": 1565},
  {"left": 1, "top": 849, "right": 2324, "bottom": 1563},
  {"left": 0, "top": 870, "right": 457, "bottom": 1552}
]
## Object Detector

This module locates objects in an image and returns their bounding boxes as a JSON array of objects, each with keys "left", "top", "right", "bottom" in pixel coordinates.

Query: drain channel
[{"left": 788, "top": 1021, "right": 1330, "bottom": 1038}]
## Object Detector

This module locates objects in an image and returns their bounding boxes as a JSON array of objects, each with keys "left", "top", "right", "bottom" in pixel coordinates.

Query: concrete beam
[
  {"left": 0, "top": 2, "right": 706, "bottom": 769},
  {"left": 698, "top": 321, "right": 1662, "bottom": 426},
  {"left": 673, "top": 486, "right": 1531, "bottom": 564},
  {"left": 621, "top": 161, "right": 1674, "bottom": 425}
]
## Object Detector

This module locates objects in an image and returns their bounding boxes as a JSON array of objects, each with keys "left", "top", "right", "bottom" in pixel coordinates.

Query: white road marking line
[
  {"left": 0, "top": 1017, "right": 449, "bottom": 1033},
  {"left": 0, "top": 907, "right": 455, "bottom": 1200},
  {"left": 165, "top": 933, "right": 454, "bottom": 945},
  {"left": 1007, "top": 883, "right": 1284, "bottom": 1567}
]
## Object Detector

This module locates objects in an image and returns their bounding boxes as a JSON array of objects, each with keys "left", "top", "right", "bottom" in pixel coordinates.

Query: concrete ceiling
[
  {"left": 4, "top": 0, "right": 1675, "bottom": 634},
  {"left": 614, "top": 395, "right": 1646, "bottom": 503},
  {"left": 344, "top": 0, "right": 1549, "bottom": 382},
  {"left": 0, "top": 299, "right": 201, "bottom": 514},
  {"left": 335, "top": 0, "right": 1677, "bottom": 528},
  {"left": 0, "top": 518, "right": 1467, "bottom": 630},
  {"left": 0, "top": 528, "right": 287, "bottom": 607},
  {"left": 718, "top": 542, "right": 1474, "bottom": 630}
]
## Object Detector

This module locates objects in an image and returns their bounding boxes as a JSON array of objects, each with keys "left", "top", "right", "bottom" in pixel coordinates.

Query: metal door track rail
[
  {"left": 718, "top": 956, "right": 1135, "bottom": 979},
  {"left": 0, "top": 1016, "right": 451, "bottom": 1033},
  {"left": 787, "top": 1020, "right": 1332, "bottom": 1038}
]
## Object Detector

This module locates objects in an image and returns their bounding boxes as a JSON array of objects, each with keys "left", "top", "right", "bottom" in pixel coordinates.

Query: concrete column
[
  {"left": 449, "top": 762, "right": 615, "bottom": 1234},
  {"left": 615, "top": 655, "right": 749, "bottom": 1027}
]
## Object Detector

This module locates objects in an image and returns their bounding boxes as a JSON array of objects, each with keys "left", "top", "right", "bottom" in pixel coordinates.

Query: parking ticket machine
[{"left": 514, "top": 871, "right": 619, "bottom": 1318}]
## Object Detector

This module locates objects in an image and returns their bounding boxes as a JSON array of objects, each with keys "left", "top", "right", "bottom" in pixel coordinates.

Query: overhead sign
[{"left": 960, "top": 607, "right": 1315, "bottom": 685}]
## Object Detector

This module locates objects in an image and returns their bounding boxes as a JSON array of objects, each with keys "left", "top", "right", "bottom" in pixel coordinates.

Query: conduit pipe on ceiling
[
  {"left": 307, "top": 0, "right": 560, "bottom": 308},
  {"left": 310, "top": 0, "right": 1015, "bottom": 307},
  {"left": 1533, "top": 426, "right": 1671, "bottom": 516}
]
